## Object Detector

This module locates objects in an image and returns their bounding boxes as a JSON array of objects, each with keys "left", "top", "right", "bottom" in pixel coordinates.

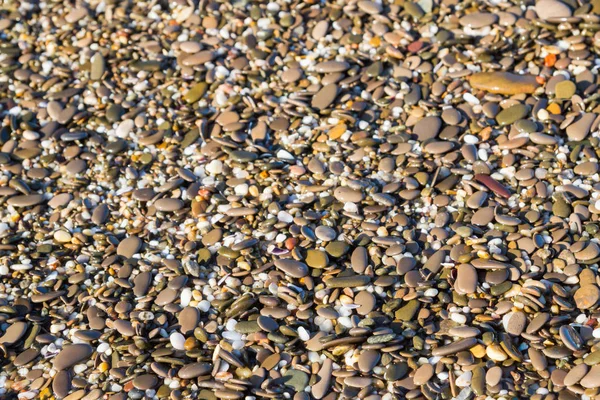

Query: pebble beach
[{"left": 1, "top": 0, "right": 600, "bottom": 399}]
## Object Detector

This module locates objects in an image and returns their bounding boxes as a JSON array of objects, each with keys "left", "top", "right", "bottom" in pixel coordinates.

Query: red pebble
[
  {"left": 285, "top": 237, "right": 297, "bottom": 250},
  {"left": 407, "top": 41, "right": 424, "bottom": 53},
  {"left": 473, "top": 174, "right": 511, "bottom": 199}
]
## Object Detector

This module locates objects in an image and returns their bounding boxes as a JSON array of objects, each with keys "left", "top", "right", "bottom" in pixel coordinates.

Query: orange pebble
[
  {"left": 285, "top": 237, "right": 297, "bottom": 250},
  {"left": 547, "top": 103, "right": 561, "bottom": 114},
  {"left": 544, "top": 53, "right": 556, "bottom": 67},
  {"left": 536, "top": 76, "right": 546, "bottom": 85}
]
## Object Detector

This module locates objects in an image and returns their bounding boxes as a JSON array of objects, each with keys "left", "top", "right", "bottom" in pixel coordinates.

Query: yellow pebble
[
  {"left": 546, "top": 103, "right": 561, "bottom": 114},
  {"left": 328, "top": 124, "right": 347, "bottom": 140},
  {"left": 98, "top": 362, "right": 109, "bottom": 372},
  {"left": 470, "top": 344, "right": 486, "bottom": 358}
]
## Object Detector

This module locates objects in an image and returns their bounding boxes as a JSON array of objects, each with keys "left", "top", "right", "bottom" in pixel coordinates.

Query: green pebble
[
  {"left": 555, "top": 80, "right": 576, "bottom": 99},
  {"left": 325, "top": 241, "right": 349, "bottom": 257},
  {"left": 496, "top": 104, "right": 529, "bottom": 126},
  {"left": 306, "top": 250, "right": 329, "bottom": 268},
  {"left": 395, "top": 299, "right": 420, "bottom": 321},
  {"left": 283, "top": 369, "right": 309, "bottom": 391},
  {"left": 184, "top": 82, "right": 208, "bottom": 104}
]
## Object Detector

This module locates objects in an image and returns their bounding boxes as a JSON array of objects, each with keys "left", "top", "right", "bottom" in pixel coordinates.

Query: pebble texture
[{"left": 1, "top": 0, "right": 600, "bottom": 400}]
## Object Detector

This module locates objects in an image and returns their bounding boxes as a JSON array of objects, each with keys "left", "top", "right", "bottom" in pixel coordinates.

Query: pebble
[
  {"left": 53, "top": 344, "right": 93, "bottom": 370},
  {"left": 469, "top": 72, "right": 540, "bottom": 95},
  {"left": 273, "top": 259, "right": 309, "bottom": 278},
  {"left": 459, "top": 13, "right": 497, "bottom": 28},
  {"left": 535, "top": 0, "right": 572, "bottom": 20},
  {"left": 413, "top": 363, "right": 434, "bottom": 385}
]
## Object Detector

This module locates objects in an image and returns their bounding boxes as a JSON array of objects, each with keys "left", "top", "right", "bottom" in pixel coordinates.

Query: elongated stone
[{"left": 469, "top": 72, "right": 539, "bottom": 95}]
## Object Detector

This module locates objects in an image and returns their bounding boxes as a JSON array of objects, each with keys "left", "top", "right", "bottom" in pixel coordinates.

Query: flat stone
[
  {"left": 496, "top": 104, "right": 528, "bottom": 126},
  {"left": 355, "top": 291, "right": 376, "bottom": 315},
  {"left": 357, "top": 0, "right": 382, "bottom": 14},
  {"left": 358, "top": 349, "right": 380, "bottom": 373},
  {"left": 424, "top": 249, "right": 446, "bottom": 275},
  {"left": 555, "top": 80, "right": 576, "bottom": 98},
  {"left": 90, "top": 53, "right": 105, "bottom": 81},
  {"left": 283, "top": 369, "right": 309, "bottom": 391},
  {"left": 574, "top": 285, "right": 600, "bottom": 310},
  {"left": 312, "top": 358, "right": 333, "bottom": 399},
  {"left": 506, "top": 311, "right": 527, "bottom": 336},
  {"left": 312, "top": 84, "right": 339, "bottom": 110},
  {"left": 413, "top": 364, "right": 434, "bottom": 385},
  {"left": 53, "top": 370, "right": 71, "bottom": 398},
  {"left": 178, "top": 362, "right": 212, "bottom": 379},
  {"left": 432, "top": 338, "right": 478, "bottom": 356},
  {"left": 564, "top": 363, "right": 588, "bottom": 386},
  {"left": 154, "top": 198, "right": 184, "bottom": 212},
  {"left": 325, "top": 275, "right": 370, "bottom": 288},
  {"left": 459, "top": 12, "right": 497, "bottom": 28},
  {"left": 325, "top": 241, "right": 349, "bottom": 258},
  {"left": 456, "top": 263, "right": 477, "bottom": 294},
  {"left": 257, "top": 316, "right": 278, "bottom": 332},
  {"left": 581, "top": 365, "right": 600, "bottom": 388},
  {"left": 54, "top": 344, "right": 93, "bottom": 370},
  {"left": 133, "top": 374, "right": 158, "bottom": 390},
  {"left": 469, "top": 72, "right": 539, "bottom": 95},
  {"left": 179, "top": 307, "right": 200, "bottom": 335},
  {"left": 0, "top": 321, "right": 28, "bottom": 345},
  {"left": 113, "top": 319, "right": 135, "bottom": 336},
  {"left": 535, "top": 0, "right": 572, "bottom": 20},
  {"left": 413, "top": 116, "right": 442, "bottom": 141},
  {"left": 315, "top": 61, "right": 350, "bottom": 73},
  {"left": 333, "top": 187, "right": 364, "bottom": 203},
  {"left": 274, "top": 259, "right": 309, "bottom": 278},
  {"left": 305, "top": 250, "right": 329, "bottom": 268},
  {"left": 7, "top": 194, "right": 44, "bottom": 207},
  {"left": 566, "top": 113, "right": 596, "bottom": 141},
  {"left": 14, "top": 348, "right": 40, "bottom": 366},
  {"left": 117, "top": 236, "right": 142, "bottom": 258},
  {"left": 351, "top": 247, "right": 369, "bottom": 273}
]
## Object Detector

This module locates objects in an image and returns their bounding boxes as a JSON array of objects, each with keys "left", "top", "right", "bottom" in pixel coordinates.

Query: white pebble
[
  {"left": 116, "top": 119, "right": 134, "bottom": 138},
  {"left": 450, "top": 313, "right": 467, "bottom": 324},
  {"left": 226, "top": 319, "right": 238, "bottom": 331},
  {"left": 206, "top": 160, "right": 223, "bottom": 175},
  {"left": 298, "top": 327, "right": 310, "bottom": 341},
  {"left": 198, "top": 300, "right": 211, "bottom": 312},
  {"left": 180, "top": 288, "right": 192, "bottom": 307},
  {"left": 463, "top": 134, "right": 479, "bottom": 144},
  {"left": 277, "top": 211, "right": 293, "bottom": 223},
  {"left": 455, "top": 370, "right": 472, "bottom": 387},
  {"left": 97, "top": 343, "right": 110, "bottom": 353},
  {"left": 170, "top": 332, "right": 186, "bottom": 350}
]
